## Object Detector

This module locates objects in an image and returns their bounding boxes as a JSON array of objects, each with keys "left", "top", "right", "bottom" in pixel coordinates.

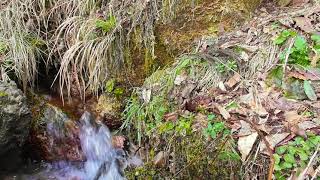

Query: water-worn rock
[
  {"left": 0, "top": 80, "right": 32, "bottom": 170},
  {"left": 30, "top": 103, "right": 84, "bottom": 161}
]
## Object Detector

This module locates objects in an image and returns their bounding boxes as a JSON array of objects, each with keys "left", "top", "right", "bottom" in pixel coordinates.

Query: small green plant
[
  {"left": 273, "top": 134, "right": 320, "bottom": 179},
  {"left": 0, "top": 42, "right": 7, "bottom": 54},
  {"left": 274, "top": 29, "right": 297, "bottom": 45},
  {"left": 157, "top": 116, "right": 193, "bottom": 136},
  {"left": 203, "top": 114, "right": 230, "bottom": 139},
  {"left": 0, "top": 91, "right": 8, "bottom": 97},
  {"left": 268, "top": 30, "right": 319, "bottom": 100},
  {"left": 105, "top": 78, "right": 115, "bottom": 93},
  {"left": 95, "top": 14, "right": 117, "bottom": 33},
  {"left": 216, "top": 59, "right": 238, "bottom": 74},
  {"left": 113, "top": 87, "right": 124, "bottom": 98}
]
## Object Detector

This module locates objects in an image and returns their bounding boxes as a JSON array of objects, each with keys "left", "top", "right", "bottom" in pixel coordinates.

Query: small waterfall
[{"left": 44, "top": 112, "right": 126, "bottom": 180}]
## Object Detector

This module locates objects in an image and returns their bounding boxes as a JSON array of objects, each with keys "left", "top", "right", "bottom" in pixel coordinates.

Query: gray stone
[{"left": 0, "top": 80, "right": 31, "bottom": 155}]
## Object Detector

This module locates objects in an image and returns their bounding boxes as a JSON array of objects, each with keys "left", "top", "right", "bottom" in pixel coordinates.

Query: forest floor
[{"left": 122, "top": 1, "right": 320, "bottom": 179}]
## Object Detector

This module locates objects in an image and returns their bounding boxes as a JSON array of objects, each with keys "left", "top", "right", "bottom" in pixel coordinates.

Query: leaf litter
[{"left": 133, "top": 1, "right": 320, "bottom": 179}]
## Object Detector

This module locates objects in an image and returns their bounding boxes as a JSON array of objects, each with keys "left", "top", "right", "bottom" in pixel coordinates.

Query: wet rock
[
  {"left": 30, "top": 103, "right": 84, "bottom": 161},
  {"left": 0, "top": 80, "right": 32, "bottom": 169},
  {"left": 94, "top": 93, "right": 123, "bottom": 129}
]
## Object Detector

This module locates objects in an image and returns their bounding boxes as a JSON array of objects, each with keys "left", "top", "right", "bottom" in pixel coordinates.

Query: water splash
[{"left": 45, "top": 111, "right": 125, "bottom": 180}]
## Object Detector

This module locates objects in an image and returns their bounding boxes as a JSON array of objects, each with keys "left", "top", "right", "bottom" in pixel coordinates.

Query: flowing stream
[
  {"left": 1, "top": 112, "right": 126, "bottom": 180},
  {"left": 49, "top": 111, "right": 125, "bottom": 180}
]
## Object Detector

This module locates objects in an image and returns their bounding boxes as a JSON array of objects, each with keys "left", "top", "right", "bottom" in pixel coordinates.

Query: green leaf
[
  {"left": 114, "top": 87, "right": 124, "bottom": 97},
  {"left": 225, "top": 101, "right": 239, "bottom": 110},
  {"left": 284, "top": 154, "right": 295, "bottom": 164},
  {"left": 303, "top": 80, "right": 317, "bottom": 101},
  {"left": 274, "top": 154, "right": 281, "bottom": 164},
  {"left": 274, "top": 164, "right": 282, "bottom": 171},
  {"left": 276, "top": 146, "right": 287, "bottom": 155},
  {"left": 274, "top": 36, "right": 287, "bottom": 45},
  {"left": 207, "top": 114, "right": 216, "bottom": 121},
  {"left": 95, "top": 15, "right": 117, "bottom": 33},
  {"left": 311, "top": 34, "right": 320, "bottom": 44},
  {"left": 309, "top": 136, "right": 320, "bottom": 145},
  {"left": 280, "top": 161, "right": 293, "bottom": 169},
  {"left": 299, "top": 152, "right": 309, "bottom": 161},
  {"left": 288, "top": 146, "right": 297, "bottom": 155},
  {"left": 105, "top": 79, "right": 115, "bottom": 93},
  {"left": 294, "top": 137, "right": 304, "bottom": 145},
  {"left": 294, "top": 36, "right": 307, "bottom": 50},
  {"left": 274, "top": 30, "right": 296, "bottom": 45}
]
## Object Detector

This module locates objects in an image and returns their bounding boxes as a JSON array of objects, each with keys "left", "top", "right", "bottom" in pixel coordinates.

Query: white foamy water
[{"left": 45, "top": 112, "right": 125, "bottom": 180}]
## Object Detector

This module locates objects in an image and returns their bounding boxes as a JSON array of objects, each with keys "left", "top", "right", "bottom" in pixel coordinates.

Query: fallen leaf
[
  {"left": 225, "top": 73, "right": 241, "bottom": 88},
  {"left": 298, "top": 121, "right": 317, "bottom": 130},
  {"left": 260, "top": 133, "right": 290, "bottom": 154},
  {"left": 304, "top": 80, "right": 317, "bottom": 101},
  {"left": 294, "top": 17, "right": 315, "bottom": 33},
  {"left": 238, "top": 120, "right": 254, "bottom": 136},
  {"left": 142, "top": 88, "right": 151, "bottom": 104},
  {"left": 218, "top": 81, "right": 227, "bottom": 91},
  {"left": 292, "top": 0, "right": 309, "bottom": 6},
  {"left": 164, "top": 112, "right": 178, "bottom": 122},
  {"left": 290, "top": 125, "right": 307, "bottom": 138},
  {"left": 238, "top": 132, "right": 258, "bottom": 161},
  {"left": 284, "top": 111, "right": 302, "bottom": 126},
  {"left": 153, "top": 151, "right": 166, "bottom": 167},
  {"left": 215, "top": 104, "right": 231, "bottom": 120}
]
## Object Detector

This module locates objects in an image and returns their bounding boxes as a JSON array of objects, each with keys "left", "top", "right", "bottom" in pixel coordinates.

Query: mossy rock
[
  {"left": 0, "top": 80, "right": 32, "bottom": 170},
  {"left": 94, "top": 93, "right": 124, "bottom": 129}
]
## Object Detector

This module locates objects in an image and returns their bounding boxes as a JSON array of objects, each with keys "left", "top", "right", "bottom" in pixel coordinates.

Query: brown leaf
[
  {"left": 238, "top": 132, "right": 258, "bottom": 161},
  {"left": 153, "top": 151, "right": 166, "bottom": 167},
  {"left": 215, "top": 104, "right": 231, "bottom": 120},
  {"left": 294, "top": 17, "right": 315, "bottom": 33},
  {"left": 292, "top": 0, "right": 309, "bottom": 6},
  {"left": 229, "top": 121, "right": 241, "bottom": 133},
  {"left": 295, "top": 67, "right": 320, "bottom": 81},
  {"left": 290, "top": 125, "right": 307, "bottom": 138},
  {"left": 260, "top": 133, "right": 290, "bottom": 154},
  {"left": 218, "top": 81, "right": 227, "bottom": 92},
  {"left": 238, "top": 120, "right": 254, "bottom": 136},
  {"left": 164, "top": 112, "right": 178, "bottom": 122},
  {"left": 225, "top": 73, "right": 241, "bottom": 88},
  {"left": 284, "top": 111, "right": 302, "bottom": 126},
  {"left": 288, "top": 71, "right": 308, "bottom": 80},
  {"left": 298, "top": 121, "right": 317, "bottom": 130}
]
